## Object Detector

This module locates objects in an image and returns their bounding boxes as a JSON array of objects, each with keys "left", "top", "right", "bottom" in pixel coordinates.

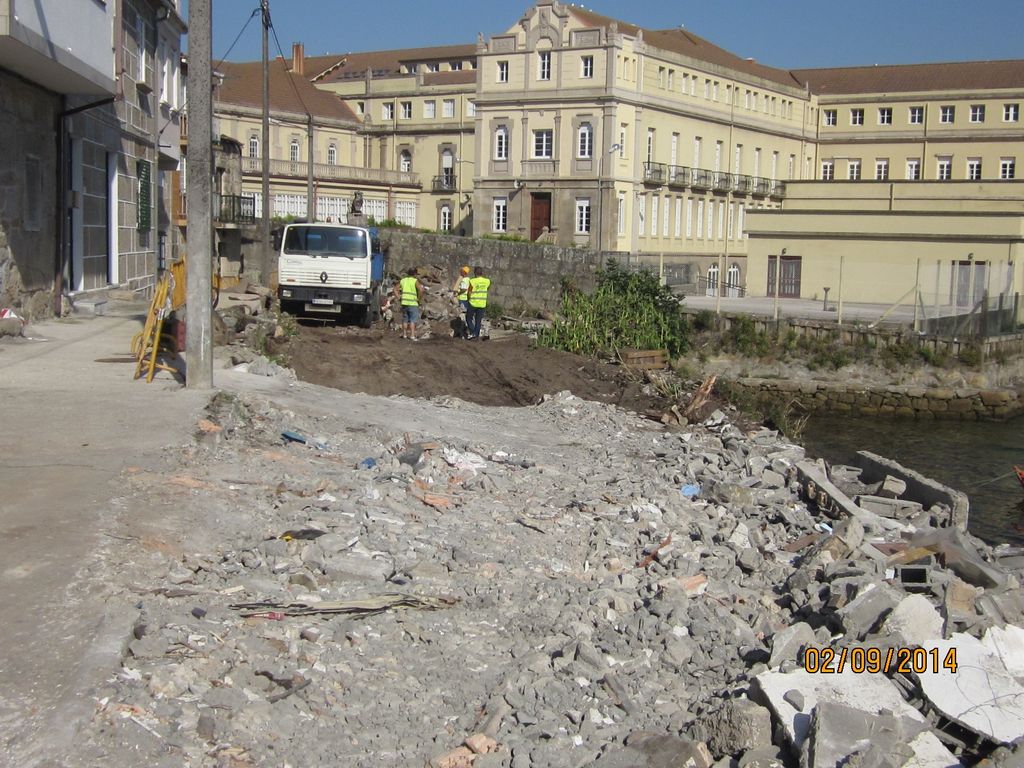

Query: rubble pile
[{"left": 79, "top": 385, "right": 1024, "bottom": 767}]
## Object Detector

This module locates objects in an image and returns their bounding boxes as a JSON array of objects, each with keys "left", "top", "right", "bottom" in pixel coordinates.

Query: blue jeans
[{"left": 467, "top": 306, "right": 485, "bottom": 338}]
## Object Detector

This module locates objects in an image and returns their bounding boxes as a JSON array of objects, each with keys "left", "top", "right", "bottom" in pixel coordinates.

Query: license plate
[
  {"left": 306, "top": 302, "right": 341, "bottom": 313},
  {"left": 310, "top": 298, "right": 334, "bottom": 305}
]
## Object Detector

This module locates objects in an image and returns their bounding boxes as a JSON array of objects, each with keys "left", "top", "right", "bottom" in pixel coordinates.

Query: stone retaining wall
[
  {"left": 721, "top": 377, "right": 1024, "bottom": 421},
  {"left": 379, "top": 230, "right": 602, "bottom": 313}
]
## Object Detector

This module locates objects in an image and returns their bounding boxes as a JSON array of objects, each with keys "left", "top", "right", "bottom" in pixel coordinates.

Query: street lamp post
[{"left": 596, "top": 143, "right": 622, "bottom": 259}]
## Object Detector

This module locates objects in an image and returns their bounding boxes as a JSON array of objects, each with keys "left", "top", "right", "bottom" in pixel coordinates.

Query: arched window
[
  {"left": 727, "top": 263, "right": 741, "bottom": 298},
  {"left": 289, "top": 138, "right": 300, "bottom": 163},
  {"left": 706, "top": 263, "right": 719, "bottom": 297},
  {"left": 494, "top": 126, "right": 508, "bottom": 160},
  {"left": 400, "top": 150, "right": 412, "bottom": 173},
  {"left": 441, "top": 150, "right": 454, "bottom": 186},
  {"left": 327, "top": 144, "right": 337, "bottom": 165},
  {"left": 577, "top": 123, "right": 593, "bottom": 158},
  {"left": 441, "top": 204, "right": 452, "bottom": 231},
  {"left": 248, "top": 135, "right": 259, "bottom": 158}
]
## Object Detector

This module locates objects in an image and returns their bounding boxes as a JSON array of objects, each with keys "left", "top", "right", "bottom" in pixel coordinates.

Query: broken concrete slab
[
  {"left": 796, "top": 460, "right": 908, "bottom": 535},
  {"left": 690, "top": 698, "right": 772, "bottom": 758},
  {"left": 881, "top": 594, "right": 945, "bottom": 647},
  {"left": 836, "top": 582, "right": 900, "bottom": 640},
  {"left": 769, "top": 622, "right": 817, "bottom": 669},
  {"left": 752, "top": 668, "right": 960, "bottom": 768},
  {"left": 854, "top": 451, "right": 969, "bottom": 531},
  {"left": 918, "top": 631, "right": 1024, "bottom": 744},
  {"left": 801, "top": 700, "right": 926, "bottom": 768},
  {"left": 856, "top": 495, "right": 925, "bottom": 519}
]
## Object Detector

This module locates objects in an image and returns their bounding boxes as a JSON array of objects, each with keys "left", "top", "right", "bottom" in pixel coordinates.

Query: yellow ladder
[{"left": 131, "top": 271, "right": 178, "bottom": 382}]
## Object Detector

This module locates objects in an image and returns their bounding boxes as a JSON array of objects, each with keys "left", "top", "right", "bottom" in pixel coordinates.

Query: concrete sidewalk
[
  {"left": 0, "top": 308, "right": 210, "bottom": 765},
  {"left": 680, "top": 294, "right": 918, "bottom": 325}
]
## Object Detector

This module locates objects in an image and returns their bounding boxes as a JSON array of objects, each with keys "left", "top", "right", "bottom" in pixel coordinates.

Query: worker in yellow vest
[
  {"left": 394, "top": 267, "right": 424, "bottom": 340},
  {"left": 451, "top": 265, "right": 471, "bottom": 338},
  {"left": 466, "top": 266, "right": 491, "bottom": 340}
]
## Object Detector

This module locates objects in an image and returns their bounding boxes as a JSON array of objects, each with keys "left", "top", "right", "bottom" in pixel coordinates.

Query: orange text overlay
[{"left": 803, "top": 646, "right": 957, "bottom": 674}]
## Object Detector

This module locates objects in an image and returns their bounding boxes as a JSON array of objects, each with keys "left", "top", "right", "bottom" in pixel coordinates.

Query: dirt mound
[{"left": 270, "top": 323, "right": 669, "bottom": 413}]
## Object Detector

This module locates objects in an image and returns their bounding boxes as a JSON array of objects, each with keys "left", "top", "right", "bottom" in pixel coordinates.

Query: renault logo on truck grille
[{"left": 319, "top": 271, "right": 328, "bottom": 283}]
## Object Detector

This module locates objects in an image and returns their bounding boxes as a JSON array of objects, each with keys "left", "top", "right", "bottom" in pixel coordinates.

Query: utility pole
[
  {"left": 260, "top": 0, "right": 271, "bottom": 281},
  {"left": 307, "top": 113, "right": 315, "bottom": 221},
  {"left": 186, "top": 0, "right": 213, "bottom": 388}
]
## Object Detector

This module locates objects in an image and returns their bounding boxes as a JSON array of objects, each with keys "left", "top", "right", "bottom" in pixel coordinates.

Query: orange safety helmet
[{"left": 460, "top": 266, "right": 471, "bottom": 275}]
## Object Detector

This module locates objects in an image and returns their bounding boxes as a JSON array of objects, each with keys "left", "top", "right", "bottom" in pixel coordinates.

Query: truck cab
[{"left": 276, "top": 222, "right": 385, "bottom": 326}]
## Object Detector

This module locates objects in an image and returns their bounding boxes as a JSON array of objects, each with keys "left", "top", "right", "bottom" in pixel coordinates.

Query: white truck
[{"left": 276, "top": 222, "right": 385, "bottom": 327}]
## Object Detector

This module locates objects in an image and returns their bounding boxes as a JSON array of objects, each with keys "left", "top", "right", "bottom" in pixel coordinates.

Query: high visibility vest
[
  {"left": 457, "top": 277, "right": 470, "bottom": 302},
  {"left": 399, "top": 276, "right": 419, "bottom": 306},
  {"left": 468, "top": 276, "right": 490, "bottom": 308}
]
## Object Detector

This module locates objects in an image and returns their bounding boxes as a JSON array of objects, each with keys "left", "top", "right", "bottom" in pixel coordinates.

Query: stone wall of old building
[{"left": 0, "top": 69, "right": 59, "bottom": 319}]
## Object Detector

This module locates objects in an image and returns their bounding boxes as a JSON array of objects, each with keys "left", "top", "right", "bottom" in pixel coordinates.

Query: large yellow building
[{"left": 208, "top": 0, "right": 1023, "bottom": 310}]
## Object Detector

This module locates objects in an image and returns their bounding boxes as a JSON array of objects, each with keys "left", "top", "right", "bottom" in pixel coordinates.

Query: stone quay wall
[
  {"left": 721, "top": 377, "right": 1024, "bottom": 421},
  {"left": 380, "top": 230, "right": 602, "bottom": 313}
]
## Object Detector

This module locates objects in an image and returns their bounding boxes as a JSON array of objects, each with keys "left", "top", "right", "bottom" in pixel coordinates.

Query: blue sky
[{"left": 192, "top": 0, "right": 1024, "bottom": 70}]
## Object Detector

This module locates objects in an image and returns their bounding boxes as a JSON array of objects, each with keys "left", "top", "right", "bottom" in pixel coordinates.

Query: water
[{"left": 800, "top": 414, "right": 1024, "bottom": 546}]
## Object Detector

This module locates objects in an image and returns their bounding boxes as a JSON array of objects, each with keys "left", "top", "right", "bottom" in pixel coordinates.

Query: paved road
[{"left": 0, "top": 309, "right": 209, "bottom": 766}]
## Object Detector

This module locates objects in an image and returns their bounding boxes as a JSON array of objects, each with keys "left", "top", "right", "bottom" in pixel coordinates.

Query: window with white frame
[
  {"left": 906, "top": 158, "right": 921, "bottom": 180},
  {"left": 734, "top": 145, "right": 742, "bottom": 175},
  {"left": 707, "top": 199, "right": 715, "bottom": 238},
  {"left": 717, "top": 201, "right": 725, "bottom": 239},
  {"left": 575, "top": 198, "right": 591, "bottom": 234},
  {"left": 727, "top": 203, "right": 735, "bottom": 239},
  {"left": 1000, "top": 158, "right": 1016, "bottom": 179},
  {"left": 970, "top": 105, "right": 985, "bottom": 123},
  {"left": 663, "top": 195, "right": 670, "bottom": 236},
  {"left": 788, "top": 154, "right": 795, "bottom": 179},
  {"left": 1004, "top": 103, "right": 1019, "bottom": 122},
  {"left": 712, "top": 81, "right": 719, "bottom": 101},
  {"left": 696, "top": 199, "right": 704, "bottom": 238},
  {"left": 442, "top": 99, "right": 455, "bottom": 118},
  {"left": 850, "top": 108, "right": 864, "bottom": 126},
  {"left": 909, "top": 106, "right": 924, "bottom": 124},
  {"left": 940, "top": 105, "right": 955, "bottom": 123},
  {"left": 400, "top": 101, "right": 412, "bottom": 119},
  {"left": 875, "top": 159, "right": 889, "bottom": 180},
  {"left": 497, "top": 61, "right": 509, "bottom": 83},
  {"left": 450, "top": 61, "right": 462, "bottom": 71},
  {"left": 704, "top": 79, "right": 710, "bottom": 99},
  {"left": 492, "top": 198, "right": 507, "bottom": 232},
  {"left": 670, "top": 133, "right": 678, "bottom": 167},
  {"left": 617, "top": 193, "right": 625, "bottom": 235},
  {"left": 494, "top": 126, "right": 509, "bottom": 160},
  {"left": 674, "top": 197, "right": 682, "bottom": 237},
  {"left": 714, "top": 141, "right": 722, "bottom": 172},
  {"left": 427, "top": 62, "right": 439, "bottom": 72},
  {"left": 424, "top": 100, "right": 436, "bottom": 119},
  {"left": 763, "top": 94, "right": 770, "bottom": 113},
  {"left": 657, "top": 67, "right": 665, "bottom": 88},
  {"left": 533, "top": 129, "right": 553, "bottom": 158},
  {"left": 647, "top": 128, "right": 655, "bottom": 163},
  {"left": 668, "top": 69, "right": 675, "bottom": 90},
  {"left": 745, "top": 90, "right": 752, "bottom": 110},
  {"left": 581, "top": 55, "right": 593, "bottom": 79},
  {"left": 441, "top": 204, "right": 452, "bottom": 231},
  {"left": 356, "top": 101, "right": 364, "bottom": 115},
  {"left": 770, "top": 151, "right": 778, "bottom": 180},
  {"left": 689, "top": 76, "right": 696, "bottom": 96},
  {"left": 693, "top": 136, "right": 702, "bottom": 168},
  {"left": 753, "top": 148, "right": 761, "bottom": 177},
  {"left": 382, "top": 103, "right": 394, "bottom": 120},
  {"left": 878, "top": 107, "right": 892, "bottom": 125},
  {"left": 967, "top": 158, "right": 982, "bottom": 180},
  {"left": 821, "top": 160, "right": 834, "bottom": 180},
  {"left": 848, "top": 159, "right": 861, "bottom": 180},
  {"left": 637, "top": 195, "right": 646, "bottom": 236},
  {"left": 248, "top": 135, "right": 259, "bottom": 158},
  {"left": 395, "top": 200, "right": 417, "bottom": 227},
  {"left": 289, "top": 138, "right": 300, "bottom": 163},
  {"left": 937, "top": 156, "right": 952, "bottom": 180},
  {"left": 650, "top": 196, "right": 658, "bottom": 237},
  {"left": 467, "top": 101, "right": 476, "bottom": 117},
  {"left": 399, "top": 150, "right": 412, "bottom": 172},
  {"left": 538, "top": 50, "right": 551, "bottom": 81},
  {"left": 577, "top": 123, "right": 593, "bottom": 158},
  {"left": 685, "top": 198, "right": 693, "bottom": 238},
  {"left": 327, "top": 144, "right": 337, "bottom": 165}
]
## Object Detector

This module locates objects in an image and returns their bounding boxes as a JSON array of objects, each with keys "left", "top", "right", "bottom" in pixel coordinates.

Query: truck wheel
[{"left": 359, "top": 305, "right": 373, "bottom": 328}]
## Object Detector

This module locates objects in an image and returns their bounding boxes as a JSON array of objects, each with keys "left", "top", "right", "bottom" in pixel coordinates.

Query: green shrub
[{"left": 537, "top": 260, "right": 689, "bottom": 357}]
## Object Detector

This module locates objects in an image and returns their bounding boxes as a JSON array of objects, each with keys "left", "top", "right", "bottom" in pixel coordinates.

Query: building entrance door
[
  {"left": 530, "top": 193, "right": 551, "bottom": 240},
  {"left": 767, "top": 254, "right": 802, "bottom": 298}
]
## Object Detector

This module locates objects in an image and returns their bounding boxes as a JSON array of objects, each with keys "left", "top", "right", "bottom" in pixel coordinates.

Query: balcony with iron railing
[
  {"left": 643, "top": 161, "right": 667, "bottom": 185},
  {"left": 241, "top": 156, "right": 419, "bottom": 187},
  {"left": 172, "top": 191, "right": 257, "bottom": 227},
  {"left": 432, "top": 174, "right": 457, "bottom": 192},
  {"left": 637, "top": 163, "right": 787, "bottom": 199}
]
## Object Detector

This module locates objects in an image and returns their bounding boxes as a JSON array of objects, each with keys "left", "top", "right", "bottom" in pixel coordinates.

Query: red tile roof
[
  {"left": 216, "top": 58, "right": 358, "bottom": 122},
  {"left": 567, "top": 7, "right": 804, "bottom": 89},
  {"left": 793, "top": 60, "right": 1024, "bottom": 94},
  {"left": 316, "top": 44, "right": 478, "bottom": 83}
]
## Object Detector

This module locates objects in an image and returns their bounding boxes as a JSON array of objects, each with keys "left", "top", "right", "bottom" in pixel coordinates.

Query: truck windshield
[{"left": 283, "top": 226, "right": 368, "bottom": 258}]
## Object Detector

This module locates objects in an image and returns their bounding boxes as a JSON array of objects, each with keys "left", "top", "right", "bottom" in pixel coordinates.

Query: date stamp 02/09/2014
[{"left": 803, "top": 646, "right": 958, "bottom": 675}]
